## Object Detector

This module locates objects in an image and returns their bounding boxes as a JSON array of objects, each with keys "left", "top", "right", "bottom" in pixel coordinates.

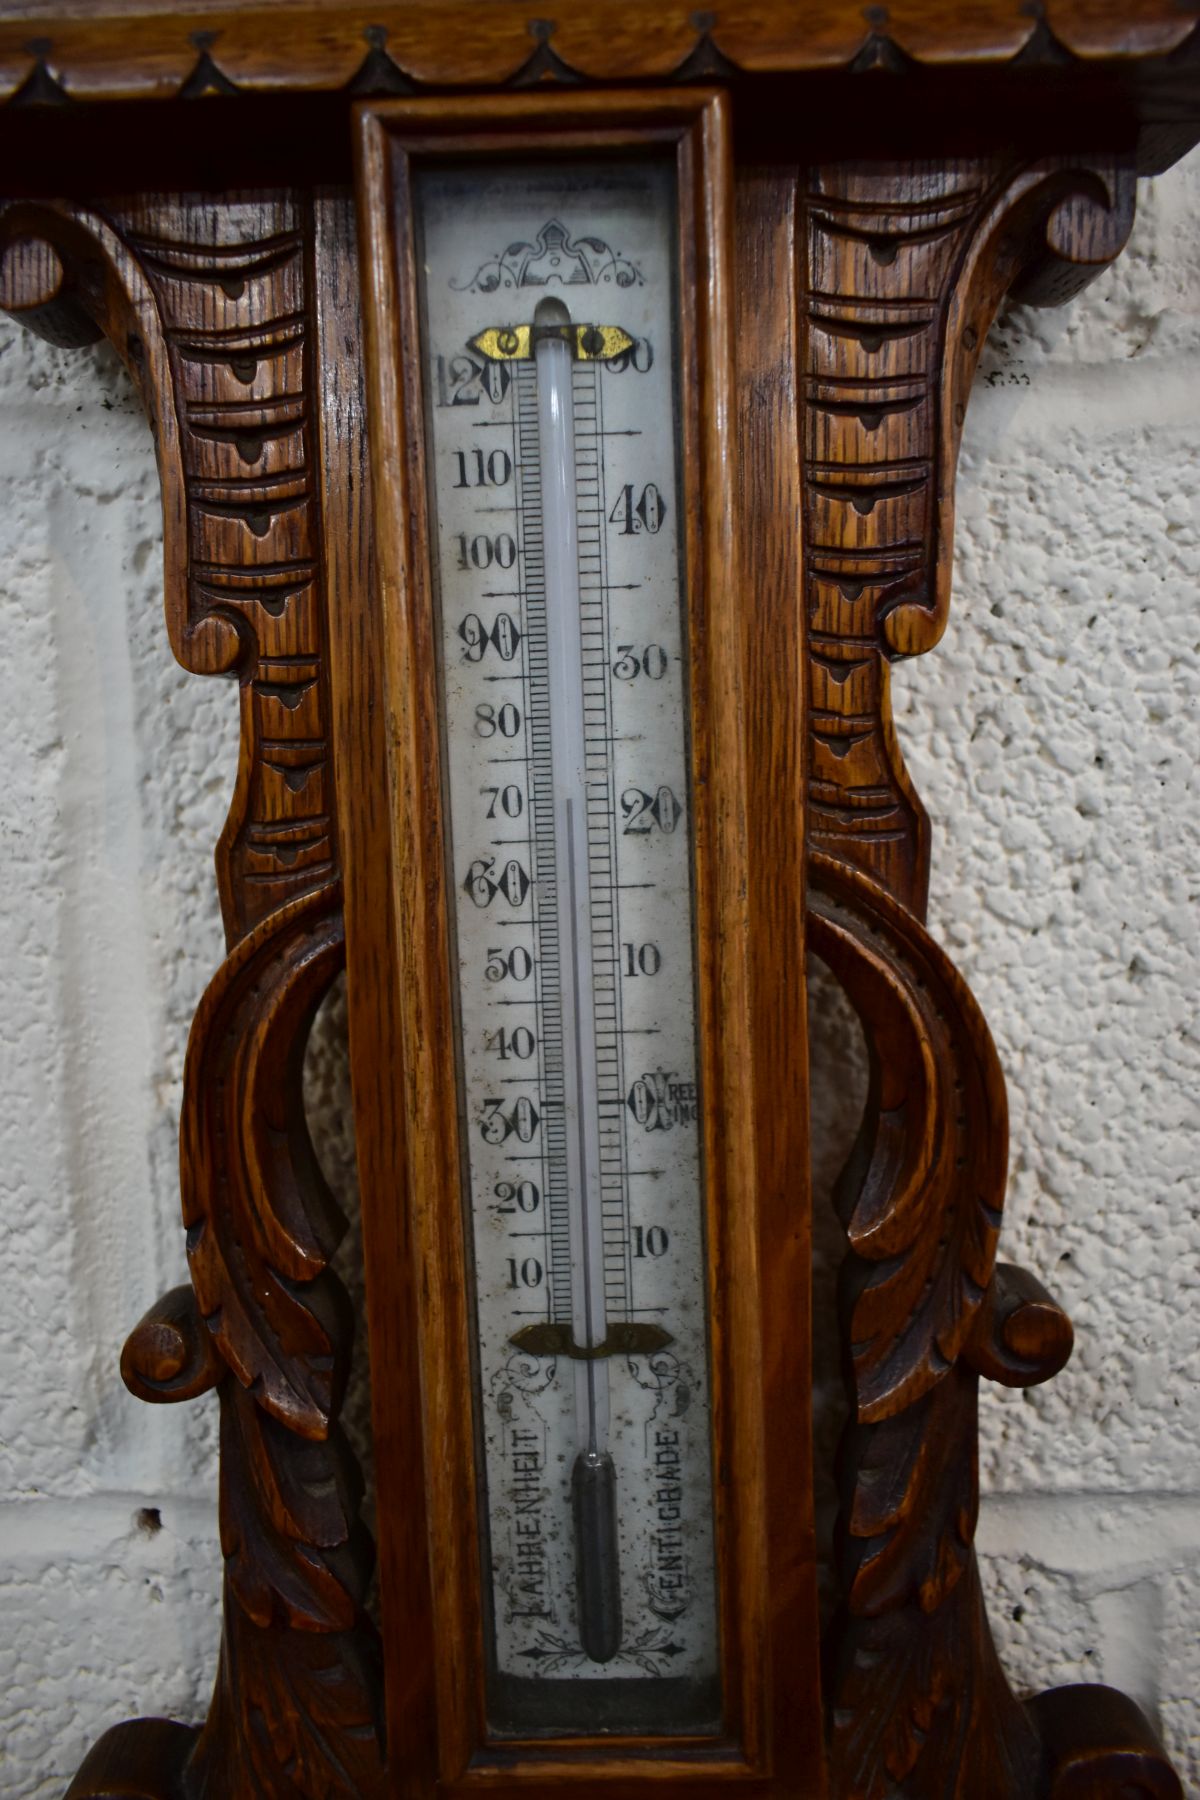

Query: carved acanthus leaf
[
  {"left": 190, "top": 1589, "right": 384, "bottom": 1800},
  {"left": 832, "top": 1556, "right": 1039, "bottom": 1800},
  {"left": 218, "top": 1382, "right": 373, "bottom": 1634},
  {"left": 812, "top": 856, "right": 1032, "bottom": 1793},
  {"left": 181, "top": 884, "right": 349, "bottom": 1437},
  {"left": 811, "top": 854, "right": 1007, "bottom": 1420}
]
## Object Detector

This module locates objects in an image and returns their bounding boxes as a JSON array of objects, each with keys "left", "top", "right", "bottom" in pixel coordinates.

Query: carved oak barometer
[{"left": 0, "top": 5, "right": 1197, "bottom": 1798}]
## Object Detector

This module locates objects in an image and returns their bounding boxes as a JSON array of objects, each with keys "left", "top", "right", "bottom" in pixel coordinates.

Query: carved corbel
[
  {"left": 0, "top": 197, "right": 383, "bottom": 1800},
  {"left": 806, "top": 160, "right": 1181, "bottom": 1796},
  {"left": 803, "top": 156, "right": 1135, "bottom": 915}
]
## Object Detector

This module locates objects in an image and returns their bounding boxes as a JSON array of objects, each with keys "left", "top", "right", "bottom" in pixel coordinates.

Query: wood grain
[
  {"left": 0, "top": 29, "right": 1192, "bottom": 1799},
  {"left": 733, "top": 160, "right": 826, "bottom": 1797},
  {"left": 0, "top": 1, "right": 1198, "bottom": 110},
  {"left": 1, "top": 193, "right": 385, "bottom": 1799},
  {"left": 315, "top": 184, "right": 441, "bottom": 1800},
  {"left": 805, "top": 155, "right": 1179, "bottom": 1799},
  {"left": 355, "top": 87, "right": 795, "bottom": 1796}
]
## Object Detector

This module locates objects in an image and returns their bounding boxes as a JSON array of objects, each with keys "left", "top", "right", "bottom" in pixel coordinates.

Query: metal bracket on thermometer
[{"left": 469, "top": 317, "right": 634, "bottom": 365}]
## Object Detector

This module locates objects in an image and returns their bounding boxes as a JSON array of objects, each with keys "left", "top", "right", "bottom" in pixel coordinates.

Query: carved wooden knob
[
  {"left": 967, "top": 1261, "right": 1074, "bottom": 1387},
  {"left": 0, "top": 235, "right": 63, "bottom": 311},
  {"left": 121, "top": 1284, "right": 222, "bottom": 1403},
  {"left": 0, "top": 231, "right": 102, "bottom": 347}
]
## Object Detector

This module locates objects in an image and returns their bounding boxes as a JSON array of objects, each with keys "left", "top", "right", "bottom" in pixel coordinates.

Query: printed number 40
[{"left": 609, "top": 483, "right": 666, "bottom": 535}]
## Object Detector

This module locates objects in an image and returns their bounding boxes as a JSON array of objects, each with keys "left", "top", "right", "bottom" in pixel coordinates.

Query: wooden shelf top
[{"left": 0, "top": 1, "right": 1198, "bottom": 109}]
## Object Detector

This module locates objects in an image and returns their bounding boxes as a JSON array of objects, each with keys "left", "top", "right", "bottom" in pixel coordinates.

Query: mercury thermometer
[{"left": 415, "top": 158, "right": 718, "bottom": 1738}]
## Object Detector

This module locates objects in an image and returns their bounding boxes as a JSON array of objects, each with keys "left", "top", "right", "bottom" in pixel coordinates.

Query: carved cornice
[{"left": 0, "top": 3, "right": 1198, "bottom": 110}]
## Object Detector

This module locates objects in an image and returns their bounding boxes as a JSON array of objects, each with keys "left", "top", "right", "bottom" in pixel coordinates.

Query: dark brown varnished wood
[
  {"left": 0, "top": 11, "right": 1195, "bottom": 1798},
  {"left": 1032, "top": 1685, "right": 1190, "bottom": 1797},
  {"left": 0, "top": 0, "right": 1198, "bottom": 111},
  {"left": 355, "top": 89, "right": 800, "bottom": 1795}
]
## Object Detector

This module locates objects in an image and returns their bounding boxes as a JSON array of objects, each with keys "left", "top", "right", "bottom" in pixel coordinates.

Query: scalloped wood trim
[{"left": 0, "top": 2, "right": 1198, "bottom": 108}]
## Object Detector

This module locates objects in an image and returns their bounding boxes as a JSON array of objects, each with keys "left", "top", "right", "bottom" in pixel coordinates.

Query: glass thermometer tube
[{"left": 534, "top": 296, "right": 620, "bottom": 1662}]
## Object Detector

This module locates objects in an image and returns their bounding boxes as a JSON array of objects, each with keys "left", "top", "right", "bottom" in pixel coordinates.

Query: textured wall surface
[
  {"left": 0, "top": 150, "right": 1196, "bottom": 1796},
  {"left": 812, "top": 145, "right": 1200, "bottom": 1784}
]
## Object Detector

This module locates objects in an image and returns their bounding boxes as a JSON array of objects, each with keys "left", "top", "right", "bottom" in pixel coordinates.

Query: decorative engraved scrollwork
[
  {"left": 452, "top": 217, "right": 644, "bottom": 294},
  {"left": 811, "top": 855, "right": 1038, "bottom": 1796},
  {"left": 812, "top": 856, "right": 1181, "bottom": 1798},
  {"left": 809, "top": 856, "right": 1008, "bottom": 1423},
  {"left": 181, "top": 885, "right": 350, "bottom": 1434},
  {"left": 965, "top": 1262, "right": 1074, "bottom": 1389},
  {"left": 121, "top": 1285, "right": 223, "bottom": 1405}
]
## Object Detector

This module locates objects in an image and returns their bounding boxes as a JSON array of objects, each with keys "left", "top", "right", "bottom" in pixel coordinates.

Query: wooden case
[
  {"left": 354, "top": 90, "right": 818, "bottom": 1794},
  {"left": 0, "top": 8, "right": 1196, "bottom": 1798}
]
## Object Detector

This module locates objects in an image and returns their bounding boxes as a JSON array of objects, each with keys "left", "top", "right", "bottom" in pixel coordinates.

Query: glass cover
[{"left": 415, "top": 155, "right": 719, "bottom": 1738}]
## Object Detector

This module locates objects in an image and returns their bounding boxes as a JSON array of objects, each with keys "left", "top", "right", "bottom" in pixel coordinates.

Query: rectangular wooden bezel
[{"left": 354, "top": 89, "right": 797, "bottom": 1795}]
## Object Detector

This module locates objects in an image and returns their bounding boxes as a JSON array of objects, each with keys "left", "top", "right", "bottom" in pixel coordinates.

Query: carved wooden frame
[
  {"left": 0, "top": 7, "right": 1196, "bottom": 1798},
  {"left": 356, "top": 88, "right": 783, "bottom": 1794}
]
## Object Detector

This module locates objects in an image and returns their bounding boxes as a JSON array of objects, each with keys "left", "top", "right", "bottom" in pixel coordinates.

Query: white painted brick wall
[{"left": 0, "top": 150, "right": 1196, "bottom": 1794}]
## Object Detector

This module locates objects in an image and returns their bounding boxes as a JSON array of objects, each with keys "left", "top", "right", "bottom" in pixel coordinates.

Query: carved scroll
[
  {"left": 0, "top": 195, "right": 383, "bottom": 1800},
  {"left": 805, "top": 161, "right": 1183, "bottom": 1796},
  {"left": 810, "top": 855, "right": 1044, "bottom": 1798}
]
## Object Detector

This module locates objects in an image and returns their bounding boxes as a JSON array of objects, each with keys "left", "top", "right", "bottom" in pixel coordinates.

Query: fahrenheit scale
[{"left": 415, "top": 159, "right": 718, "bottom": 1737}]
